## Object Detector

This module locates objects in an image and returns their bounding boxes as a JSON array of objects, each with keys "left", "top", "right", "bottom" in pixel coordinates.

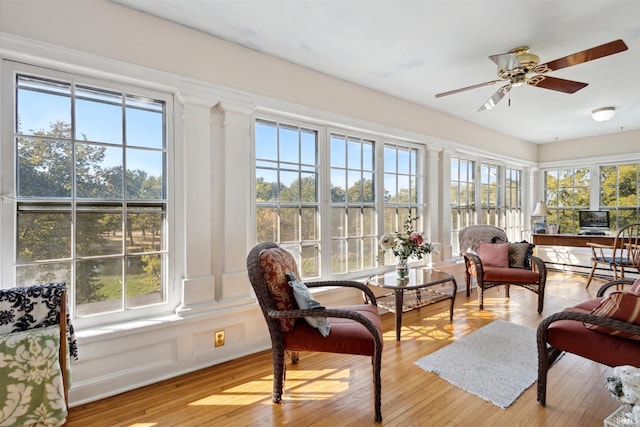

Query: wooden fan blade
[
  {"left": 527, "top": 75, "right": 588, "bottom": 93},
  {"left": 478, "top": 84, "right": 511, "bottom": 112},
  {"left": 489, "top": 52, "right": 521, "bottom": 70},
  {"left": 435, "top": 80, "right": 503, "bottom": 98},
  {"left": 534, "top": 39, "right": 628, "bottom": 74}
]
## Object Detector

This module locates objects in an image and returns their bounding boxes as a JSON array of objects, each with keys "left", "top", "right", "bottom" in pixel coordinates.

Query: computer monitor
[{"left": 578, "top": 210, "right": 610, "bottom": 231}]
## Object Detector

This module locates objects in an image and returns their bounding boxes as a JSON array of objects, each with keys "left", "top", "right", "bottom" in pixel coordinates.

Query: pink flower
[{"left": 409, "top": 232, "right": 423, "bottom": 244}]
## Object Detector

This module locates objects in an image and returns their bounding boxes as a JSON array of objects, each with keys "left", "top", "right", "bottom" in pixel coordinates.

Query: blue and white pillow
[{"left": 286, "top": 272, "right": 330, "bottom": 337}]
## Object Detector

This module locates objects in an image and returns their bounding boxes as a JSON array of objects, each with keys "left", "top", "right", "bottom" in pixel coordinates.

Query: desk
[
  {"left": 366, "top": 268, "right": 457, "bottom": 341},
  {"left": 532, "top": 233, "right": 616, "bottom": 247}
]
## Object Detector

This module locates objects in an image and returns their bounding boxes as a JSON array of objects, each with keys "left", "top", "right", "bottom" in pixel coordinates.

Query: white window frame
[
  {"left": 253, "top": 114, "right": 427, "bottom": 279},
  {"left": 1, "top": 60, "right": 175, "bottom": 329}
]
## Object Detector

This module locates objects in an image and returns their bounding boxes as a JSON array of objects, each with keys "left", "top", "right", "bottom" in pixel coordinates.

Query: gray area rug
[{"left": 414, "top": 320, "right": 537, "bottom": 409}]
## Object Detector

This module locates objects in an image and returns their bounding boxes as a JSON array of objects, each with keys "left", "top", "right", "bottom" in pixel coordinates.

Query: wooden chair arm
[
  {"left": 586, "top": 242, "right": 612, "bottom": 249},
  {"left": 462, "top": 252, "right": 484, "bottom": 277}
]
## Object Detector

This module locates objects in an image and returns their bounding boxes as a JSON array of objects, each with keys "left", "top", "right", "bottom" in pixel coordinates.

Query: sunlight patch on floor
[{"left": 188, "top": 369, "right": 352, "bottom": 406}]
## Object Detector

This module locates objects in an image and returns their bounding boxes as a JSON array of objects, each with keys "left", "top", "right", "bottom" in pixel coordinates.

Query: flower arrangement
[{"left": 378, "top": 215, "right": 433, "bottom": 265}]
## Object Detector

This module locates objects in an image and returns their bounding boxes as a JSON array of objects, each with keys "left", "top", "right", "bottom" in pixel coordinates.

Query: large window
[
  {"left": 255, "top": 119, "right": 320, "bottom": 278},
  {"left": 479, "top": 162, "right": 500, "bottom": 226},
  {"left": 381, "top": 143, "right": 421, "bottom": 263},
  {"left": 5, "top": 64, "right": 171, "bottom": 326},
  {"left": 450, "top": 157, "right": 475, "bottom": 254},
  {"left": 600, "top": 163, "right": 640, "bottom": 229},
  {"left": 255, "top": 118, "right": 425, "bottom": 278},
  {"left": 505, "top": 167, "right": 523, "bottom": 241},
  {"left": 329, "top": 133, "right": 376, "bottom": 274},
  {"left": 545, "top": 168, "right": 590, "bottom": 233}
]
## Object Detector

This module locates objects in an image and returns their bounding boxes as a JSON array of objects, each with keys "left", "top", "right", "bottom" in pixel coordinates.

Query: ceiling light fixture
[{"left": 592, "top": 107, "right": 616, "bottom": 122}]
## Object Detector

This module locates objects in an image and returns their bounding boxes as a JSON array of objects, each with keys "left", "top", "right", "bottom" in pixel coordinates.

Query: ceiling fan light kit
[
  {"left": 592, "top": 107, "right": 616, "bottom": 122},
  {"left": 435, "top": 39, "right": 628, "bottom": 112}
]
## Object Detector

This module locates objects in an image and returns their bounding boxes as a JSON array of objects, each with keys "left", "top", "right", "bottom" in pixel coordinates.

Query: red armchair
[
  {"left": 459, "top": 225, "right": 547, "bottom": 313},
  {"left": 537, "top": 278, "right": 640, "bottom": 405},
  {"left": 246, "top": 242, "right": 384, "bottom": 422}
]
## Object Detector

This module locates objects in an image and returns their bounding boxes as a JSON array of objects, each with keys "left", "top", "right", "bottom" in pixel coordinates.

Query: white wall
[
  {"left": 537, "top": 129, "right": 640, "bottom": 163},
  {"left": 0, "top": 0, "right": 634, "bottom": 407}
]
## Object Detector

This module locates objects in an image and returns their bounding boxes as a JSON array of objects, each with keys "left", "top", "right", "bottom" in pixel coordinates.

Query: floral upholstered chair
[
  {"left": 246, "top": 242, "right": 384, "bottom": 422},
  {"left": 0, "top": 282, "right": 77, "bottom": 427}
]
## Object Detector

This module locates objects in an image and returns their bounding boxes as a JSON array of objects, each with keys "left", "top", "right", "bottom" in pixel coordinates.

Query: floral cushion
[
  {"left": 478, "top": 243, "right": 509, "bottom": 268},
  {"left": 259, "top": 248, "right": 301, "bottom": 331},
  {"left": 0, "top": 326, "right": 67, "bottom": 427},
  {"left": 0, "top": 283, "right": 77, "bottom": 360},
  {"left": 584, "top": 291, "right": 640, "bottom": 340}
]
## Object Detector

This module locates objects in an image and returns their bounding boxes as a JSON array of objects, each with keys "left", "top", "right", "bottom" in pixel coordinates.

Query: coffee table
[{"left": 366, "top": 268, "right": 457, "bottom": 341}]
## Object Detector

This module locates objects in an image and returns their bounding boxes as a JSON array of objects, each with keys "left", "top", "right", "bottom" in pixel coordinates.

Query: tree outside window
[{"left": 13, "top": 73, "right": 168, "bottom": 321}]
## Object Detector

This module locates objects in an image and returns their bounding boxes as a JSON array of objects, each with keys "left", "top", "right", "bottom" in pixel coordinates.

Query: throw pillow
[
  {"left": 478, "top": 242, "right": 509, "bottom": 268},
  {"left": 259, "top": 247, "right": 300, "bottom": 331},
  {"left": 0, "top": 326, "right": 67, "bottom": 426},
  {"left": 584, "top": 291, "right": 640, "bottom": 340},
  {"left": 508, "top": 242, "right": 535, "bottom": 269},
  {"left": 491, "top": 237, "right": 535, "bottom": 269},
  {"left": 286, "top": 272, "right": 330, "bottom": 337},
  {"left": 630, "top": 278, "right": 640, "bottom": 293}
]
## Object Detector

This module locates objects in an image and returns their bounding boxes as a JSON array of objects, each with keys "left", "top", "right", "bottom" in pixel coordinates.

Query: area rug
[{"left": 414, "top": 320, "right": 537, "bottom": 409}]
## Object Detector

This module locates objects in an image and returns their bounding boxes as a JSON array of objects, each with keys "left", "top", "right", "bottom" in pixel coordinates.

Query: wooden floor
[{"left": 67, "top": 271, "right": 622, "bottom": 426}]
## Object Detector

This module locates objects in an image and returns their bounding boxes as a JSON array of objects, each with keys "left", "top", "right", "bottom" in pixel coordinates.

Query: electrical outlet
[{"left": 215, "top": 330, "right": 225, "bottom": 347}]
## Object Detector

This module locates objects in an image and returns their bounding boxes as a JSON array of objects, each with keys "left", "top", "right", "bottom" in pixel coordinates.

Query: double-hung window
[
  {"left": 380, "top": 143, "right": 421, "bottom": 262},
  {"left": 255, "top": 119, "right": 320, "bottom": 278},
  {"left": 544, "top": 168, "right": 590, "bottom": 233},
  {"left": 599, "top": 163, "right": 640, "bottom": 228},
  {"left": 505, "top": 167, "right": 523, "bottom": 240},
  {"left": 329, "top": 132, "right": 376, "bottom": 274},
  {"left": 450, "top": 156, "right": 475, "bottom": 254},
  {"left": 3, "top": 62, "right": 172, "bottom": 327},
  {"left": 479, "top": 162, "right": 500, "bottom": 226}
]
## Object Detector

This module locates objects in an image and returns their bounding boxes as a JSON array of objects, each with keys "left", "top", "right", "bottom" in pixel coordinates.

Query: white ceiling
[{"left": 113, "top": 0, "right": 640, "bottom": 144}]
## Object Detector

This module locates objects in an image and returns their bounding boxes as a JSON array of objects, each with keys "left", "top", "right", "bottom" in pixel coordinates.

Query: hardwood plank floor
[{"left": 66, "top": 272, "right": 622, "bottom": 426}]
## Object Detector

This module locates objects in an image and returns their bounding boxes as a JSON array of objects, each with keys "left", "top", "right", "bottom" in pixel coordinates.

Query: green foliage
[{"left": 17, "top": 119, "right": 164, "bottom": 309}]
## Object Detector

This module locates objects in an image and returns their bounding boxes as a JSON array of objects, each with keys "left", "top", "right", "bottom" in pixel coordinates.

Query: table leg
[
  {"left": 394, "top": 289, "right": 404, "bottom": 341},
  {"left": 449, "top": 277, "right": 458, "bottom": 321}
]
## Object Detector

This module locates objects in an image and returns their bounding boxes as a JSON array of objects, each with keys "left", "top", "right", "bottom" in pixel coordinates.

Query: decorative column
[
  {"left": 175, "top": 93, "right": 218, "bottom": 315},
  {"left": 424, "top": 147, "right": 441, "bottom": 260},
  {"left": 216, "top": 101, "right": 256, "bottom": 301},
  {"left": 438, "top": 149, "right": 453, "bottom": 260}
]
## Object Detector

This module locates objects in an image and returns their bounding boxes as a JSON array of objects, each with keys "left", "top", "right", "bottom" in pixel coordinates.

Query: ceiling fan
[{"left": 435, "top": 39, "right": 628, "bottom": 112}]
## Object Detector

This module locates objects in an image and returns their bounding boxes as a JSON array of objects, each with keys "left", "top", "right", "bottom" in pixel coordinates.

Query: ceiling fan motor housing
[{"left": 496, "top": 46, "right": 540, "bottom": 84}]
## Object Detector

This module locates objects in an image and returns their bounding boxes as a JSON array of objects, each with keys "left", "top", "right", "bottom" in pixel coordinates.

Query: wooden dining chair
[{"left": 585, "top": 223, "right": 640, "bottom": 288}]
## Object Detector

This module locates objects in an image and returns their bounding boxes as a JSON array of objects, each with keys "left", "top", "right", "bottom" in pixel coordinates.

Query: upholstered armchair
[
  {"left": 246, "top": 242, "right": 384, "bottom": 422},
  {"left": 0, "top": 282, "right": 77, "bottom": 426},
  {"left": 537, "top": 278, "right": 640, "bottom": 406},
  {"left": 459, "top": 224, "right": 547, "bottom": 313}
]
